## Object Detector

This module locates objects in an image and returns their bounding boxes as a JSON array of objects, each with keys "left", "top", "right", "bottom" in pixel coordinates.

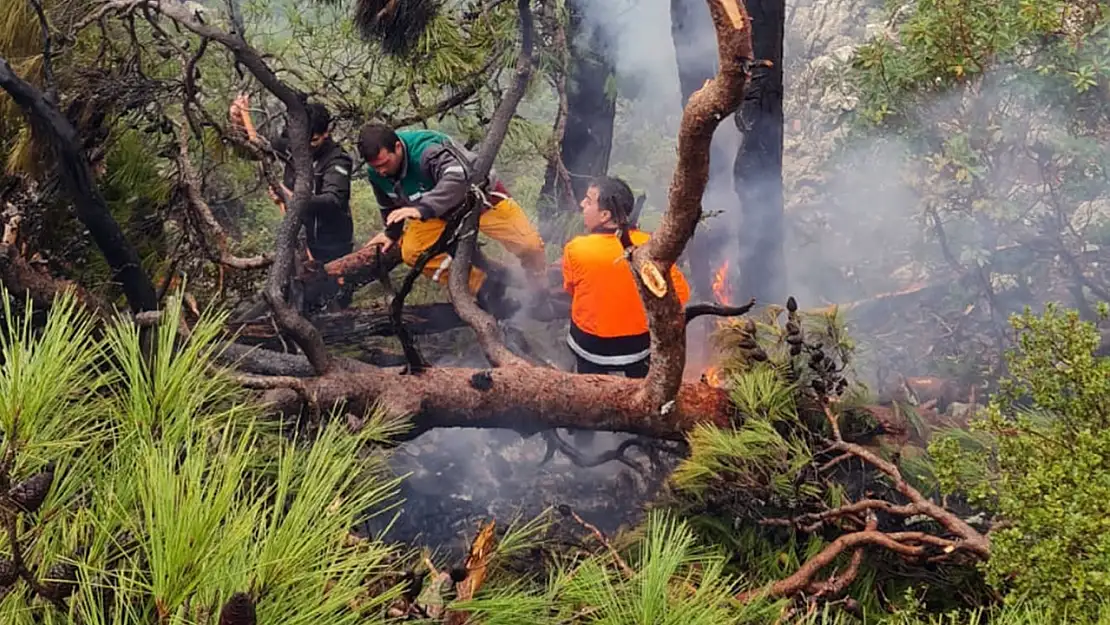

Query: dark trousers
[
  {"left": 307, "top": 240, "right": 354, "bottom": 310},
  {"left": 574, "top": 354, "right": 650, "bottom": 378}
]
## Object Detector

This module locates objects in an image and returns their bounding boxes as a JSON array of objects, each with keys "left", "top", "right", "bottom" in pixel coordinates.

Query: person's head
[
  {"left": 358, "top": 123, "right": 405, "bottom": 177},
  {"left": 581, "top": 176, "right": 634, "bottom": 231},
  {"left": 305, "top": 102, "right": 332, "bottom": 148}
]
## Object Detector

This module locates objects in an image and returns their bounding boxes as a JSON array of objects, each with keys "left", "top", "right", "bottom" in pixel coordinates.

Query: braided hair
[{"left": 589, "top": 176, "right": 636, "bottom": 249}]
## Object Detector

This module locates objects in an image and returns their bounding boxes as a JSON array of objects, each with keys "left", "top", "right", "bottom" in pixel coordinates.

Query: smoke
[
  {"left": 362, "top": 328, "right": 670, "bottom": 555},
  {"left": 366, "top": 0, "right": 1110, "bottom": 550},
  {"left": 555, "top": 0, "right": 1110, "bottom": 390}
]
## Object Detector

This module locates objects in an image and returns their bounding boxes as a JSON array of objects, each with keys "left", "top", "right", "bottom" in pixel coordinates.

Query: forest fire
[
  {"left": 712, "top": 260, "right": 731, "bottom": 305},
  {"left": 699, "top": 260, "right": 734, "bottom": 389}
]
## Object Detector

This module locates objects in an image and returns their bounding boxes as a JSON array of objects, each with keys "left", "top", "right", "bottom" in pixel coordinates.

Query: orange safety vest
[{"left": 562, "top": 228, "right": 691, "bottom": 365}]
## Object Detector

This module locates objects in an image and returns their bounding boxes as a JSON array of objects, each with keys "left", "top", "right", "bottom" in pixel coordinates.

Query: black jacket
[{"left": 274, "top": 136, "right": 354, "bottom": 263}]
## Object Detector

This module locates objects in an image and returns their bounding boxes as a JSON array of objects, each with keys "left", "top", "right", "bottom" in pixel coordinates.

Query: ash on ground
[
  {"left": 356, "top": 290, "right": 675, "bottom": 557},
  {"left": 361, "top": 427, "right": 674, "bottom": 558}
]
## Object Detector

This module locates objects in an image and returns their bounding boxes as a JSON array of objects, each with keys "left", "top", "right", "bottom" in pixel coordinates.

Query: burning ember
[
  {"left": 698, "top": 260, "right": 736, "bottom": 388},
  {"left": 712, "top": 261, "right": 731, "bottom": 305},
  {"left": 702, "top": 366, "right": 727, "bottom": 388}
]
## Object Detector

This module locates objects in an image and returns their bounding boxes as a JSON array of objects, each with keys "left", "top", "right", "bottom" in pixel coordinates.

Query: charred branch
[
  {"left": 173, "top": 124, "right": 272, "bottom": 270},
  {"left": 684, "top": 297, "right": 756, "bottom": 323},
  {"left": 0, "top": 55, "right": 158, "bottom": 313},
  {"left": 732, "top": 0, "right": 786, "bottom": 304}
]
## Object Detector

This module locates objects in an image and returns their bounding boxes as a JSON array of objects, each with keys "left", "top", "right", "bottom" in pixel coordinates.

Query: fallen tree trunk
[
  {"left": 260, "top": 363, "right": 737, "bottom": 441},
  {"left": 228, "top": 303, "right": 473, "bottom": 346}
]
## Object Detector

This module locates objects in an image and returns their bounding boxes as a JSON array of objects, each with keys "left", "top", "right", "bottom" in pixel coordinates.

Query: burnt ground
[
  {"left": 360, "top": 427, "right": 676, "bottom": 558},
  {"left": 350, "top": 288, "right": 681, "bottom": 558}
]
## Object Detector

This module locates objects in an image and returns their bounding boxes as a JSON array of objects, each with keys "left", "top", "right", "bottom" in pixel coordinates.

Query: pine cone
[
  {"left": 9, "top": 462, "right": 56, "bottom": 515},
  {"left": 0, "top": 557, "right": 16, "bottom": 587},
  {"left": 40, "top": 561, "right": 77, "bottom": 600},
  {"left": 219, "top": 592, "right": 257, "bottom": 625},
  {"left": 740, "top": 319, "right": 757, "bottom": 336}
]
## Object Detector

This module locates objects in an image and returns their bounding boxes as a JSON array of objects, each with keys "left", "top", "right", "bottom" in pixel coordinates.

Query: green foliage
[
  {"left": 460, "top": 511, "right": 785, "bottom": 625},
  {"left": 0, "top": 288, "right": 405, "bottom": 623},
  {"left": 930, "top": 302, "right": 1110, "bottom": 613},
  {"left": 849, "top": 0, "right": 1105, "bottom": 125}
]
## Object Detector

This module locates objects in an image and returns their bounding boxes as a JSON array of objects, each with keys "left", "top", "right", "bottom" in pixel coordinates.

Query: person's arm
[
  {"left": 370, "top": 181, "right": 405, "bottom": 241},
  {"left": 562, "top": 243, "right": 578, "bottom": 298},
  {"left": 412, "top": 145, "right": 470, "bottom": 220},
  {"left": 312, "top": 152, "right": 352, "bottom": 215}
]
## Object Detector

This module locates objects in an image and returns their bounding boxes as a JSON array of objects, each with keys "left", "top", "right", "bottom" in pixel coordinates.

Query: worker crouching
[
  {"left": 562, "top": 176, "right": 691, "bottom": 378},
  {"left": 358, "top": 123, "right": 548, "bottom": 317}
]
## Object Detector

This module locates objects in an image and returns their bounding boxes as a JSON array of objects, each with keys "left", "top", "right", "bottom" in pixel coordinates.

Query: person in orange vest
[{"left": 562, "top": 176, "right": 691, "bottom": 377}]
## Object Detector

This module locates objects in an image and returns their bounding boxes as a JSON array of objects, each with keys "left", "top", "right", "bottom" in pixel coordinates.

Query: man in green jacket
[{"left": 358, "top": 123, "right": 547, "bottom": 311}]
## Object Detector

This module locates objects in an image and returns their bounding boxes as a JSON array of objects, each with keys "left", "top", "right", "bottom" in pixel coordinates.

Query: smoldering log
[
  {"left": 229, "top": 294, "right": 752, "bottom": 351},
  {"left": 260, "top": 363, "right": 738, "bottom": 441}
]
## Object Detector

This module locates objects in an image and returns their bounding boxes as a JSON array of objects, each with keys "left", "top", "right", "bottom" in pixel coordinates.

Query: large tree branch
[
  {"left": 632, "top": 0, "right": 754, "bottom": 409},
  {"left": 173, "top": 124, "right": 272, "bottom": 270},
  {"left": 0, "top": 56, "right": 158, "bottom": 313},
  {"left": 107, "top": 0, "right": 333, "bottom": 373},
  {"left": 446, "top": 0, "right": 535, "bottom": 368}
]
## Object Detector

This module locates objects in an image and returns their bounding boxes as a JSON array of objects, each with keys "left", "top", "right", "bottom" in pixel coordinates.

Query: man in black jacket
[
  {"left": 230, "top": 95, "right": 355, "bottom": 265},
  {"left": 230, "top": 96, "right": 355, "bottom": 310}
]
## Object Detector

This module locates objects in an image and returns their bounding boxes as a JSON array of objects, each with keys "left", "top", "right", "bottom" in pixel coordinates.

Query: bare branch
[
  {"left": 173, "top": 124, "right": 273, "bottom": 270},
  {"left": 821, "top": 405, "right": 991, "bottom": 558},
  {"left": 28, "top": 0, "right": 57, "bottom": 102},
  {"left": 557, "top": 504, "right": 635, "bottom": 579},
  {"left": 446, "top": 0, "right": 536, "bottom": 368}
]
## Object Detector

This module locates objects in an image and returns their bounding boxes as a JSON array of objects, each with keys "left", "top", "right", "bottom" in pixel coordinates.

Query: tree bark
[
  {"left": 539, "top": 0, "right": 616, "bottom": 217},
  {"left": 445, "top": 0, "right": 535, "bottom": 369},
  {"left": 0, "top": 243, "right": 114, "bottom": 320},
  {"left": 632, "top": 0, "right": 754, "bottom": 410},
  {"left": 264, "top": 364, "right": 736, "bottom": 441},
  {"left": 732, "top": 0, "right": 786, "bottom": 305}
]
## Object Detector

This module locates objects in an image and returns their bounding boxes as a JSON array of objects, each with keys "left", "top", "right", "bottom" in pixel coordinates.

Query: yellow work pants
[{"left": 399, "top": 196, "right": 546, "bottom": 293}]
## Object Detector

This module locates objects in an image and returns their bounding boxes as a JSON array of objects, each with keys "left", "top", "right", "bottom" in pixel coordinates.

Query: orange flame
[
  {"left": 702, "top": 366, "right": 727, "bottom": 388},
  {"left": 712, "top": 261, "right": 730, "bottom": 305}
]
